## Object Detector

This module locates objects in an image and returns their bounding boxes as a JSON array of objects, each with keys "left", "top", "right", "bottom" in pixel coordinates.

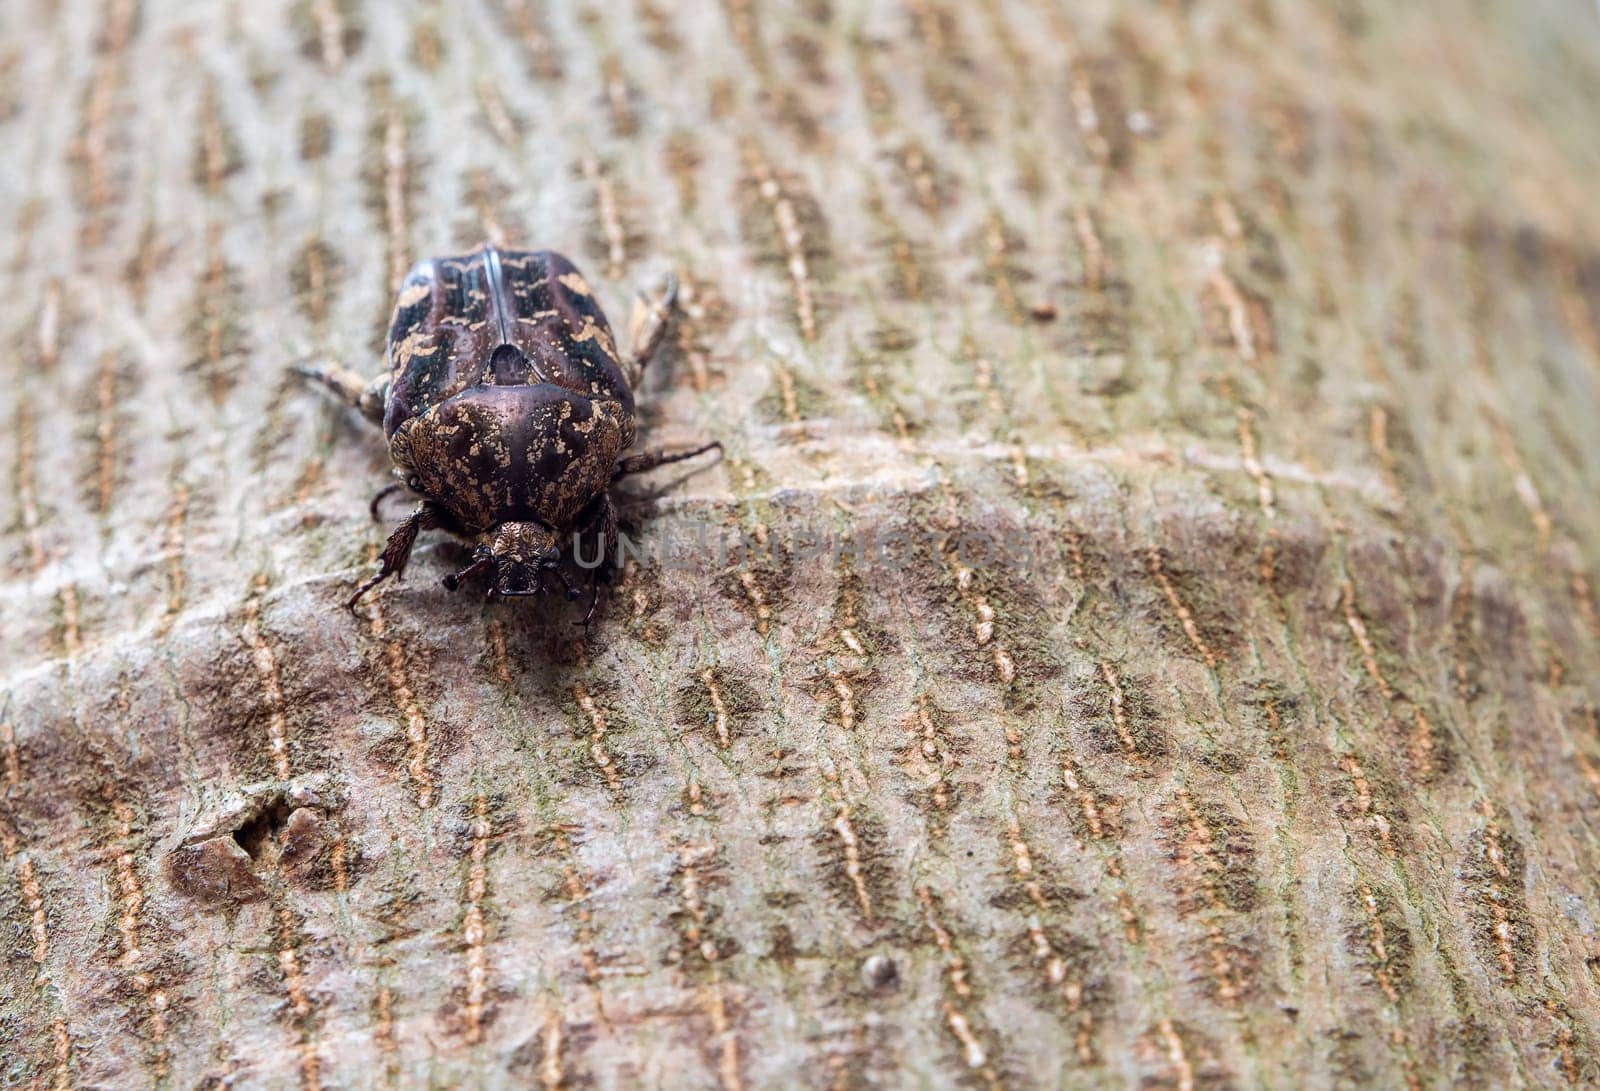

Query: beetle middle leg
[
  {"left": 346, "top": 501, "right": 444, "bottom": 611},
  {"left": 295, "top": 362, "right": 389, "bottom": 426},
  {"left": 612, "top": 440, "right": 722, "bottom": 482}
]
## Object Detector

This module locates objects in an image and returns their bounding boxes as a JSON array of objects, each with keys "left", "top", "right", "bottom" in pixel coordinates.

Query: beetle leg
[
  {"left": 627, "top": 270, "right": 678, "bottom": 383},
  {"left": 295, "top": 362, "right": 388, "bottom": 426},
  {"left": 599, "top": 494, "right": 619, "bottom": 577},
  {"left": 359, "top": 374, "right": 391, "bottom": 422},
  {"left": 612, "top": 440, "right": 722, "bottom": 482},
  {"left": 345, "top": 502, "right": 442, "bottom": 611},
  {"left": 574, "top": 493, "right": 618, "bottom": 627}
]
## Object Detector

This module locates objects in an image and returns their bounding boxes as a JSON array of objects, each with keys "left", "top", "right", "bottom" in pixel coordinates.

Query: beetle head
[{"left": 482, "top": 521, "right": 563, "bottom": 598}]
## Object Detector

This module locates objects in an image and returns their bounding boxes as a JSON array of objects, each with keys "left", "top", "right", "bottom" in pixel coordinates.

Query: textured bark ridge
[{"left": 3, "top": 1, "right": 1600, "bottom": 1087}]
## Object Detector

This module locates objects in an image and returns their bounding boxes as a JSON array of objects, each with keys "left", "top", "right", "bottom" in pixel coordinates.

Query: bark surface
[{"left": 3, "top": 1, "right": 1600, "bottom": 1087}]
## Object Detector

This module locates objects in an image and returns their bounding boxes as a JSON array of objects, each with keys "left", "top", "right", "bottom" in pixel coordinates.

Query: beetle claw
[{"left": 344, "top": 574, "right": 383, "bottom": 612}]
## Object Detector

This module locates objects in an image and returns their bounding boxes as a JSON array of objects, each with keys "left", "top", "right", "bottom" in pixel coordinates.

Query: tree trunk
[{"left": 3, "top": 0, "right": 1600, "bottom": 1087}]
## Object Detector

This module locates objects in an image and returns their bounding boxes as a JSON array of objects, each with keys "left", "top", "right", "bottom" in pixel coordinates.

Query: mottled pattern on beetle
[
  {"left": 377, "top": 247, "right": 638, "bottom": 531},
  {"left": 388, "top": 384, "right": 628, "bottom": 532},
  {"left": 382, "top": 249, "right": 634, "bottom": 440}
]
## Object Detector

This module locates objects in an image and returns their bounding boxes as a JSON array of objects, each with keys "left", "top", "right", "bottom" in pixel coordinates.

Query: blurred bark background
[{"left": 3, "top": 0, "right": 1600, "bottom": 1087}]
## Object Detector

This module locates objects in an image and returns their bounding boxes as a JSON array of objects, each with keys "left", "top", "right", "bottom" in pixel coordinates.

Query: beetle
[{"left": 298, "top": 246, "right": 718, "bottom": 617}]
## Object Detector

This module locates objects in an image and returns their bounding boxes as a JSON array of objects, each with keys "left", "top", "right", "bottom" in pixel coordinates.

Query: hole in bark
[{"left": 232, "top": 798, "right": 293, "bottom": 861}]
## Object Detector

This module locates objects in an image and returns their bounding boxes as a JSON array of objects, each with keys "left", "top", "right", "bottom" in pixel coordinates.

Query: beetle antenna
[
  {"left": 368, "top": 481, "right": 408, "bottom": 522},
  {"left": 442, "top": 555, "right": 495, "bottom": 591}
]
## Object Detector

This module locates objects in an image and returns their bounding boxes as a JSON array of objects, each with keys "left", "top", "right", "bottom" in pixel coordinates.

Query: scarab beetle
[{"left": 298, "top": 246, "right": 718, "bottom": 616}]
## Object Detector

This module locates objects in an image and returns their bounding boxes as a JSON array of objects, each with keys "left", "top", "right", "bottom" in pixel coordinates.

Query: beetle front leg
[
  {"left": 346, "top": 501, "right": 443, "bottom": 611},
  {"left": 584, "top": 495, "right": 619, "bottom": 626},
  {"left": 597, "top": 493, "right": 619, "bottom": 579},
  {"left": 295, "top": 362, "right": 389, "bottom": 426},
  {"left": 572, "top": 493, "right": 619, "bottom": 626}
]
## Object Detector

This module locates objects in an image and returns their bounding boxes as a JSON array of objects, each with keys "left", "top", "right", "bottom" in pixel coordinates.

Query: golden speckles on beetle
[
  {"left": 297, "top": 246, "right": 720, "bottom": 616},
  {"left": 557, "top": 271, "right": 592, "bottom": 296}
]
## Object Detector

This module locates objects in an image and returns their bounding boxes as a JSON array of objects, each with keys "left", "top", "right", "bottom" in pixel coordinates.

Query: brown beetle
[{"left": 299, "top": 246, "right": 718, "bottom": 616}]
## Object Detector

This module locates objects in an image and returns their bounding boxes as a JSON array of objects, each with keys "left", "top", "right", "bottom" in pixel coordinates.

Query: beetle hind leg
[
  {"left": 345, "top": 502, "right": 442, "bottom": 611},
  {"left": 626, "top": 270, "right": 679, "bottom": 385},
  {"left": 296, "top": 362, "right": 389, "bottom": 426}
]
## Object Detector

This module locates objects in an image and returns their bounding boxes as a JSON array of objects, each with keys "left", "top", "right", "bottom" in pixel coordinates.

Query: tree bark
[{"left": 3, "top": 0, "right": 1600, "bottom": 1087}]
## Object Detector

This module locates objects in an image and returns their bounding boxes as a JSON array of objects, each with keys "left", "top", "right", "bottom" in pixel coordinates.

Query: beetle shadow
[
  {"left": 422, "top": 539, "right": 615, "bottom": 649},
  {"left": 632, "top": 335, "right": 686, "bottom": 405}
]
